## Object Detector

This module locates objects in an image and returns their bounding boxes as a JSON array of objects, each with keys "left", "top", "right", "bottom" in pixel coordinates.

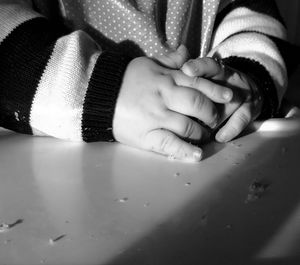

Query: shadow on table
[{"left": 103, "top": 130, "right": 300, "bottom": 265}]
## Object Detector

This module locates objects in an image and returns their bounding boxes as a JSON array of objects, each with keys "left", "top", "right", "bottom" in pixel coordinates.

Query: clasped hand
[{"left": 113, "top": 46, "right": 263, "bottom": 162}]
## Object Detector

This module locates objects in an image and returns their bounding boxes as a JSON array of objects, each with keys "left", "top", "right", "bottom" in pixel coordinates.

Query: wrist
[
  {"left": 82, "top": 50, "right": 133, "bottom": 142},
  {"left": 222, "top": 56, "right": 279, "bottom": 119}
]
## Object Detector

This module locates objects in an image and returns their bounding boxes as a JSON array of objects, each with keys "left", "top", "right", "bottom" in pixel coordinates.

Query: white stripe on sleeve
[
  {"left": 0, "top": 0, "right": 42, "bottom": 44},
  {"left": 211, "top": 7, "right": 287, "bottom": 49},
  {"left": 30, "top": 30, "right": 101, "bottom": 141},
  {"left": 208, "top": 32, "right": 287, "bottom": 101}
]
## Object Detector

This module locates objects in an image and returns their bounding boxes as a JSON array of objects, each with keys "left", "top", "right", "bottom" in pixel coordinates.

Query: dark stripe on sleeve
[
  {"left": 81, "top": 50, "right": 132, "bottom": 142},
  {"left": 0, "top": 17, "right": 64, "bottom": 134},
  {"left": 216, "top": 28, "right": 300, "bottom": 77},
  {"left": 222, "top": 56, "right": 279, "bottom": 119}
]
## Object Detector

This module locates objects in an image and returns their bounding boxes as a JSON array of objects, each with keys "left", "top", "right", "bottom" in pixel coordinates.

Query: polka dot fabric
[
  {"left": 58, "top": 0, "right": 221, "bottom": 57},
  {"left": 165, "top": 0, "right": 190, "bottom": 49},
  {"left": 201, "top": 0, "right": 219, "bottom": 56}
]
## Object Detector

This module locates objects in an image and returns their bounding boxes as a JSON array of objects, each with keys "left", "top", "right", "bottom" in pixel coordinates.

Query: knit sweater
[{"left": 0, "top": 0, "right": 288, "bottom": 142}]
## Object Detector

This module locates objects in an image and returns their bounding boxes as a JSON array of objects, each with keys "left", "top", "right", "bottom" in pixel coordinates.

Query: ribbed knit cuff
[
  {"left": 0, "top": 17, "right": 63, "bottom": 135},
  {"left": 222, "top": 56, "right": 279, "bottom": 120},
  {"left": 81, "top": 50, "right": 132, "bottom": 142}
]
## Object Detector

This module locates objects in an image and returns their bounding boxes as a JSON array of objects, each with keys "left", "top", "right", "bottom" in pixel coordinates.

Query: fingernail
[
  {"left": 216, "top": 131, "right": 229, "bottom": 142},
  {"left": 223, "top": 89, "right": 232, "bottom": 101},
  {"left": 192, "top": 149, "right": 203, "bottom": 162},
  {"left": 182, "top": 60, "right": 198, "bottom": 77}
]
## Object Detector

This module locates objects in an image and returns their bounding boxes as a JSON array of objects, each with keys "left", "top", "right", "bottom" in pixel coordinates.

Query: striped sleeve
[
  {"left": 208, "top": 0, "right": 288, "bottom": 119},
  {"left": 0, "top": 0, "right": 131, "bottom": 142}
]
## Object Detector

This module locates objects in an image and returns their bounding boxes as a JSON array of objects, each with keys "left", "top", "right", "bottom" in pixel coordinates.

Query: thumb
[
  {"left": 144, "top": 129, "right": 203, "bottom": 162},
  {"left": 155, "top": 44, "right": 190, "bottom": 69}
]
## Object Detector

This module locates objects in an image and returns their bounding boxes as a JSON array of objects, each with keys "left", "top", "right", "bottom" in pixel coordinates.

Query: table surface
[
  {"left": 1, "top": 65, "right": 300, "bottom": 265},
  {"left": 1, "top": 113, "right": 300, "bottom": 265}
]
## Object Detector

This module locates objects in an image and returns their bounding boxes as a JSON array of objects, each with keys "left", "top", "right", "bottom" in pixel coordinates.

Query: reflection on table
[{"left": 0, "top": 114, "right": 300, "bottom": 265}]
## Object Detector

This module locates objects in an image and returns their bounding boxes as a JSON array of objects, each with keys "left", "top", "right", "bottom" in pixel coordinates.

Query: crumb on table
[{"left": 245, "top": 180, "right": 270, "bottom": 203}]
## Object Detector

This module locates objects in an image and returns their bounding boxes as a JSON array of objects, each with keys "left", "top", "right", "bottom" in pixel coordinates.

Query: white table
[{"left": 1, "top": 113, "right": 300, "bottom": 264}]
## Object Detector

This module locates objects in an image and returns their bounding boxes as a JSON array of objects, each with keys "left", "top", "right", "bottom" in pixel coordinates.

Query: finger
[
  {"left": 156, "top": 44, "right": 190, "bottom": 69},
  {"left": 215, "top": 104, "right": 252, "bottom": 142},
  {"left": 162, "top": 111, "right": 210, "bottom": 142},
  {"left": 162, "top": 85, "right": 219, "bottom": 128},
  {"left": 171, "top": 71, "right": 233, "bottom": 103},
  {"left": 144, "top": 129, "right": 203, "bottom": 162},
  {"left": 182, "top": 57, "right": 225, "bottom": 78}
]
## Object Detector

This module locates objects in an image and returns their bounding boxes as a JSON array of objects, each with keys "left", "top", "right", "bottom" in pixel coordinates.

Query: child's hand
[
  {"left": 182, "top": 57, "right": 263, "bottom": 142},
  {"left": 113, "top": 56, "right": 232, "bottom": 161}
]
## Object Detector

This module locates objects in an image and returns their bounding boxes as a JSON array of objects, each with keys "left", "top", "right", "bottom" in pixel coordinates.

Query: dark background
[{"left": 276, "top": 0, "right": 300, "bottom": 44}]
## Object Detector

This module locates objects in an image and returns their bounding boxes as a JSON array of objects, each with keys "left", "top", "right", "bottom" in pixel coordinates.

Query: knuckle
[
  {"left": 230, "top": 112, "right": 250, "bottom": 136},
  {"left": 192, "top": 76, "right": 200, "bottom": 87},
  {"left": 159, "top": 133, "right": 176, "bottom": 153},
  {"left": 182, "top": 120, "right": 194, "bottom": 138},
  {"left": 170, "top": 70, "right": 180, "bottom": 81},
  {"left": 192, "top": 93, "right": 205, "bottom": 111},
  {"left": 237, "top": 111, "right": 251, "bottom": 126},
  {"left": 161, "top": 74, "right": 175, "bottom": 88},
  {"left": 210, "top": 83, "right": 220, "bottom": 98}
]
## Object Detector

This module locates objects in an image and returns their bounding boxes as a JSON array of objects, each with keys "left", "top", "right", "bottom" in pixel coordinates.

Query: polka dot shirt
[{"left": 37, "top": 0, "right": 220, "bottom": 57}]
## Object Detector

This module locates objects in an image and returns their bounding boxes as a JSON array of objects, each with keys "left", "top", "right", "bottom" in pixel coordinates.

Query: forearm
[{"left": 0, "top": 0, "right": 131, "bottom": 142}]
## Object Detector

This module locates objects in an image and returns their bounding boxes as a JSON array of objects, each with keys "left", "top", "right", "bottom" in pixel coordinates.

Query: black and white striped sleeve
[
  {"left": 0, "top": 0, "right": 131, "bottom": 142},
  {"left": 209, "top": 0, "right": 289, "bottom": 119}
]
